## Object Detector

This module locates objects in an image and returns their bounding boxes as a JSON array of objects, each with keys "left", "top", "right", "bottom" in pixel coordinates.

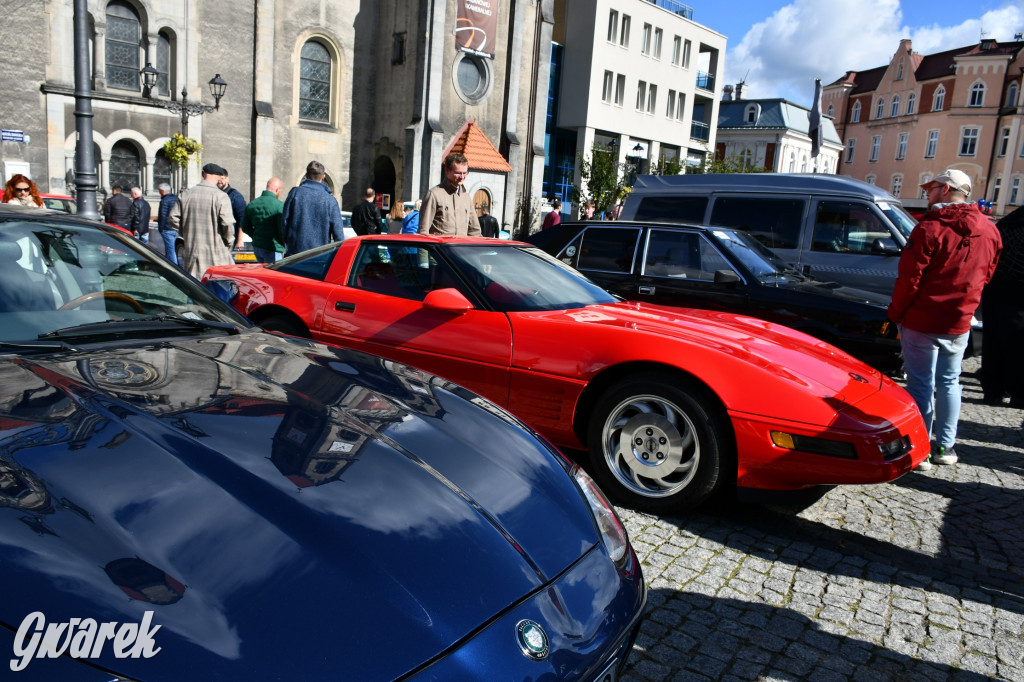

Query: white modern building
[{"left": 548, "top": 0, "right": 726, "bottom": 205}]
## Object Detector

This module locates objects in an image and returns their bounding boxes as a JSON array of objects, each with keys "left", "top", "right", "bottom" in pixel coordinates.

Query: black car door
[
  {"left": 633, "top": 228, "right": 751, "bottom": 315},
  {"left": 558, "top": 225, "right": 641, "bottom": 299}
]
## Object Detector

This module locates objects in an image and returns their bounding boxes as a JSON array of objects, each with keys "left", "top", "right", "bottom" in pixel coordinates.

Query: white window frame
[
  {"left": 1011, "top": 177, "right": 1021, "bottom": 205},
  {"left": 869, "top": 136, "right": 881, "bottom": 161},
  {"left": 933, "top": 85, "right": 946, "bottom": 111},
  {"left": 891, "top": 175, "right": 903, "bottom": 197},
  {"left": 969, "top": 82, "right": 985, "bottom": 107},
  {"left": 896, "top": 133, "right": 907, "bottom": 160},
  {"left": 845, "top": 139, "right": 856, "bottom": 163},
  {"left": 906, "top": 92, "right": 916, "bottom": 114},
  {"left": 998, "top": 128, "right": 1010, "bottom": 156},
  {"left": 607, "top": 10, "right": 618, "bottom": 43},
  {"left": 641, "top": 23, "right": 652, "bottom": 55},
  {"left": 614, "top": 74, "right": 625, "bottom": 106},
  {"left": 636, "top": 81, "right": 646, "bottom": 111},
  {"left": 671, "top": 35, "right": 681, "bottom": 65},
  {"left": 666, "top": 90, "right": 676, "bottom": 119},
  {"left": 890, "top": 96, "right": 900, "bottom": 118},
  {"left": 959, "top": 127, "right": 979, "bottom": 156},
  {"left": 851, "top": 100, "right": 861, "bottom": 122},
  {"left": 620, "top": 14, "right": 631, "bottom": 47},
  {"left": 602, "top": 71, "right": 613, "bottom": 103},
  {"left": 925, "top": 130, "right": 938, "bottom": 158},
  {"left": 653, "top": 28, "right": 663, "bottom": 59},
  {"left": 681, "top": 39, "right": 691, "bottom": 68},
  {"left": 875, "top": 98, "right": 885, "bottom": 119},
  {"left": 647, "top": 84, "right": 657, "bottom": 115}
]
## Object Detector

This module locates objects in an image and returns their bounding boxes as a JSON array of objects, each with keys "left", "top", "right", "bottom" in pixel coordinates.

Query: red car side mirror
[{"left": 422, "top": 288, "right": 473, "bottom": 313}]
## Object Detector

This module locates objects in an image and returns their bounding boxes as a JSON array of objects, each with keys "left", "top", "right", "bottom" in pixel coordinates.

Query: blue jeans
[
  {"left": 899, "top": 325, "right": 970, "bottom": 449},
  {"left": 160, "top": 229, "right": 179, "bottom": 265},
  {"left": 253, "top": 247, "right": 282, "bottom": 264}
]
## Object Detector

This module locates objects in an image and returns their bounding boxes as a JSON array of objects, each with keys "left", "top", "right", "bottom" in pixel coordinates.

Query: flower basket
[{"left": 163, "top": 134, "right": 203, "bottom": 167}]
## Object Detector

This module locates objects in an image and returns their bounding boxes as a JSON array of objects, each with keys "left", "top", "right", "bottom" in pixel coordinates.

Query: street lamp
[{"left": 141, "top": 64, "right": 227, "bottom": 137}]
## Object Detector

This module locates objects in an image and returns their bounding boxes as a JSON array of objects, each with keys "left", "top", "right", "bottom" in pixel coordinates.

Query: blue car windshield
[
  {"left": 710, "top": 229, "right": 806, "bottom": 283},
  {"left": 0, "top": 216, "right": 247, "bottom": 345},
  {"left": 879, "top": 202, "right": 916, "bottom": 241},
  {"left": 445, "top": 245, "right": 618, "bottom": 311}
]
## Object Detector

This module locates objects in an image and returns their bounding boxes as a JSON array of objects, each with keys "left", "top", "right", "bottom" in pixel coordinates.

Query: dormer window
[{"left": 744, "top": 103, "right": 760, "bottom": 124}]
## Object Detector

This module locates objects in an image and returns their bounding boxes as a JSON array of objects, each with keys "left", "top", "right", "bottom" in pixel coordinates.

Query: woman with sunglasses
[{"left": 3, "top": 174, "right": 43, "bottom": 207}]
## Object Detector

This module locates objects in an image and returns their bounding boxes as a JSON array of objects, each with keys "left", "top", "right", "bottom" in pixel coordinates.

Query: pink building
[{"left": 823, "top": 38, "right": 1024, "bottom": 217}]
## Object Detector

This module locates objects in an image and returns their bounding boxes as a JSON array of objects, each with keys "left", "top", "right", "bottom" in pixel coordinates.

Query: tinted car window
[
  {"left": 633, "top": 196, "right": 708, "bottom": 223},
  {"left": 349, "top": 242, "right": 458, "bottom": 302},
  {"left": 708, "top": 197, "right": 804, "bottom": 250},
  {"left": 575, "top": 227, "right": 641, "bottom": 273},
  {"left": 271, "top": 242, "right": 340, "bottom": 281},
  {"left": 644, "top": 229, "right": 731, "bottom": 281},
  {"left": 446, "top": 245, "right": 616, "bottom": 312},
  {"left": 811, "top": 201, "right": 893, "bottom": 255}
]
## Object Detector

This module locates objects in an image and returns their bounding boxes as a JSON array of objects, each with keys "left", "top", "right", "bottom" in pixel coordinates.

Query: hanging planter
[{"left": 162, "top": 134, "right": 203, "bottom": 167}]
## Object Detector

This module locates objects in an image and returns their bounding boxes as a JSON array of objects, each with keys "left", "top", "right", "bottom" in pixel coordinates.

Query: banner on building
[{"left": 455, "top": 0, "right": 498, "bottom": 58}]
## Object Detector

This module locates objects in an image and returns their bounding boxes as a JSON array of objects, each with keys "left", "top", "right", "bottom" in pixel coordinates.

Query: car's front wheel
[{"left": 586, "top": 374, "right": 732, "bottom": 513}]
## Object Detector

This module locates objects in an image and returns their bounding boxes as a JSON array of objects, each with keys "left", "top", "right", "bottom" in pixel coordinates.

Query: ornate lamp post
[
  {"left": 141, "top": 65, "right": 226, "bottom": 187},
  {"left": 141, "top": 64, "right": 227, "bottom": 137}
]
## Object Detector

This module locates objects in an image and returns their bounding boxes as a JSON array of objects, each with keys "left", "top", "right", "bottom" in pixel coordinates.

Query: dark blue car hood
[{"left": 0, "top": 331, "right": 599, "bottom": 680}]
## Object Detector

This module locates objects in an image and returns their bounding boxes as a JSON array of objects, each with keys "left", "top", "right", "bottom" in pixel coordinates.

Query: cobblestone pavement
[{"left": 616, "top": 357, "right": 1024, "bottom": 681}]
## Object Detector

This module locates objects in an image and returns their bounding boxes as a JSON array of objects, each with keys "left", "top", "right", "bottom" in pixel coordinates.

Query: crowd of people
[{"left": 6, "top": 162, "right": 1022, "bottom": 442}]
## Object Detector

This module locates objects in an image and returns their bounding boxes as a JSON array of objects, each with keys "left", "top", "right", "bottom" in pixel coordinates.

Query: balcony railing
[
  {"left": 690, "top": 121, "right": 710, "bottom": 142},
  {"left": 641, "top": 0, "right": 694, "bottom": 20},
  {"left": 696, "top": 71, "right": 715, "bottom": 92}
]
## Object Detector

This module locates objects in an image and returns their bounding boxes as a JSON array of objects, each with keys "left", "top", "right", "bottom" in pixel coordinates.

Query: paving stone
[{"left": 618, "top": 357, "right": 1024, "bottom": 682}]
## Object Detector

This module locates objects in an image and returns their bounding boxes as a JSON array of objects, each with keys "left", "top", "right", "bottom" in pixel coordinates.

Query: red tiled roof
[{"left": 444, "top": 120, "right": 513, "bottom": 172}]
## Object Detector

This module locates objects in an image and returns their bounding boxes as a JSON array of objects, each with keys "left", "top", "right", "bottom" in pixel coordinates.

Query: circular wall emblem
[{"left": 515, "top": 619, "right": 549, "bottom": 660}]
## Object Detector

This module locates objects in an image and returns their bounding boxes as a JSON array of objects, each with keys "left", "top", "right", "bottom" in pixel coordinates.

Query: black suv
[{"left": 527, "top": 221, "right": 901, "bottom": 375}]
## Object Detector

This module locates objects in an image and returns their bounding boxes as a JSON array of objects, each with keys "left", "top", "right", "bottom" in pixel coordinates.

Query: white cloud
[{"left": 725, "top": 0, "right": 1024, "bottom": 104}]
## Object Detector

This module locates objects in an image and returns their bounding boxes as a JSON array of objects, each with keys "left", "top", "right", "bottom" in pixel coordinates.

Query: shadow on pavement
[
  {"left": 649, "top": 488, "right": 1024, "bottom": 617},
  {"left": 627, "top": 591, "right": 993, "bottom": 680}
]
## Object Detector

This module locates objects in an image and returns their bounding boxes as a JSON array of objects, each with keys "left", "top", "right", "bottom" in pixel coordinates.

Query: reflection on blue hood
[{"left": 0, "top": 331, "right": 600, "bottom": 680}]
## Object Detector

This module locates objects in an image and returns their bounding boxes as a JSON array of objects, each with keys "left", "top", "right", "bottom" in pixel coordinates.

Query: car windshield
[
  {"left": 444, "top": 244, "right": 617, "bottom": 311},
  {"left": 710, "top": 228, "right": 807, "bottom": 284},
  {"left": 0, "top": 216, "right": 248, "bottom": 347},
  {"left": 878, "top": 202, "right": 916, "bottom": 241}
]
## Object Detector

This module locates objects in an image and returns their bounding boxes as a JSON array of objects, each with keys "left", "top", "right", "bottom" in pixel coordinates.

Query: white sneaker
[
  {"left": 933, "top": 445, "right": 958, "bottom": 465},
  {"left": 916, "top": 455, "right": 933, "bottom": 471}
]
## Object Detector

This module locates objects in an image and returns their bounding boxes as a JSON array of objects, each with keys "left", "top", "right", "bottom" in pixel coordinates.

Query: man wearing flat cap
[
  {"left": 888, "top": 168, "right": 1001, "bottom": 471},
  {"left": 170, "top": 163, "right": 236, "bottom": 278}
]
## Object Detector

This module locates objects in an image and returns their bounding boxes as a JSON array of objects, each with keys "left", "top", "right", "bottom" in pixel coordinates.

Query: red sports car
[{"left": 204, "top": 235, "right": 929, "bottom": 513}]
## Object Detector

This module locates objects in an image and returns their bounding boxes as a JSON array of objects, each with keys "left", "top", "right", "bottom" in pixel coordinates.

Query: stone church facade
[{"left": 0, "top": 0, "right": 552, "bottom": 225}]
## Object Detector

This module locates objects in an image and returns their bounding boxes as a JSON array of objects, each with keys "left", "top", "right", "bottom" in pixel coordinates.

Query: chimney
[
  {"left": 734, "top": 82, "right": 746, "bottom": 100},
  {"left": 722, "top": 84, "right": 734, "bottom": 101}
]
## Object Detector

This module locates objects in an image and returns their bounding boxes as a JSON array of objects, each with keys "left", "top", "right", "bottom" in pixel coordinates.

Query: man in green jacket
[{"left": 241, "top": 177, "right": 285, "bottom": 263}]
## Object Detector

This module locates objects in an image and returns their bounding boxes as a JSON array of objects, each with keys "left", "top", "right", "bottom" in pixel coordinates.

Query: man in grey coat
[
  {"left": 281, "top": 160, "right": 345, "bottom": 256},
  {"left": 170, "top": 163, "right": 236, "bottom": 279}
]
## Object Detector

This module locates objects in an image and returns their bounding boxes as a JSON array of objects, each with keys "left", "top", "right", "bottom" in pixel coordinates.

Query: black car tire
[
  {"left": 586, "top": 373, "right": 731, "bottom": 513},
  {"left": 260, "top": 314, "right": 310, "bottom": 338}
]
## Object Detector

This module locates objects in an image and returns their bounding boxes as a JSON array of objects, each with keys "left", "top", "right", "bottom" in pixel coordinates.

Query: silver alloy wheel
[{"left": 600, "top": 393, "right": 700, "bottom": 498}]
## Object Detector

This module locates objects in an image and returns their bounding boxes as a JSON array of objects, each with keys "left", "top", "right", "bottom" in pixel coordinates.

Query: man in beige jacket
[{"left": 418, "top": 153, "right": 481, "bottom": 236}]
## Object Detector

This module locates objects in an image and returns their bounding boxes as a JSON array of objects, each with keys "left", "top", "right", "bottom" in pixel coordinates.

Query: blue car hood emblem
[{"left": 516, "top": 620, "right": 549, "bottom": 660}]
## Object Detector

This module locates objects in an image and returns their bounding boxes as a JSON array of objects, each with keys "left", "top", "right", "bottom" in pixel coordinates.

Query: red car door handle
[{"left": 334, "top": 301, "right": 356, "bottom": 312}]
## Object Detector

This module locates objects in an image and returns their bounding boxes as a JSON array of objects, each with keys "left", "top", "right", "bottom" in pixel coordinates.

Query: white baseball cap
[{"left": 920, "top": 169, "right": 972, "bottom": 197}]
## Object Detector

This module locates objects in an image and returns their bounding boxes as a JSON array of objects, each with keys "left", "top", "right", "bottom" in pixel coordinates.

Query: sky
[{"left": 691, "top": 0, "right": 1024, "bottom": 104}]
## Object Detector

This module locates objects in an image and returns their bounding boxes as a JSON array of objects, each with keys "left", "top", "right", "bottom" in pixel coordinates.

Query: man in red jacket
[{"left": 888, "top": 169, "right": 1001, "bottom": 471}]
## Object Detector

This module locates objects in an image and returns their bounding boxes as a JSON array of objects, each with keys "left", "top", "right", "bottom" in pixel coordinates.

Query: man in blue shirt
[
  {"left": 155, "top": 183, "right": 180, "bottom": 265},
  {"left": 281, "top": 160, "right": 345, "bottom": 256}
]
